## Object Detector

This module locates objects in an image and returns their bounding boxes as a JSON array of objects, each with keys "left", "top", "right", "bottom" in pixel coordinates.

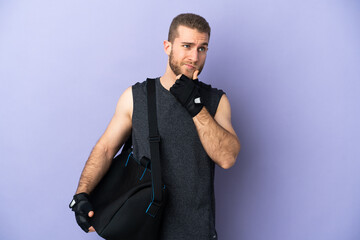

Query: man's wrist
[
  {"left": 75, "top": 186, "right": 91, "bottom": 195},
  {"left": 192, "top": 106, "right": 208, "bottom": 120}
]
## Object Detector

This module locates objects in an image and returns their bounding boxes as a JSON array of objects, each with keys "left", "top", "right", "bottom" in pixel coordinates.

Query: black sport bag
[{"left": 88, "top": 79, "right": 166, "bottom": 240}]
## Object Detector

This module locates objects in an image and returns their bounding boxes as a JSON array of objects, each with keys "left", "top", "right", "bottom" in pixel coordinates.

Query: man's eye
[
  {"left": 198, "top": 47, "right": 207, "bottom": 52},
  {"left": 183, "top": 45, "right": 190, "bottom": 48}
]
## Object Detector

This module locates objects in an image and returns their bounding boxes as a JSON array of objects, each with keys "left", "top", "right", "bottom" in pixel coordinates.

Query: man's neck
[{"left": 160, "top": 65, "right": 177, "bottom": 91}]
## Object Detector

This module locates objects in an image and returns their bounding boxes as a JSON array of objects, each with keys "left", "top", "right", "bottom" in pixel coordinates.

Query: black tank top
[{"left": 132, "top": 77, "right": 224, "bottom": 240}]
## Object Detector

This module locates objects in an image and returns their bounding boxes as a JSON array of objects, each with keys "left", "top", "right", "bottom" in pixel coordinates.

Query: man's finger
[
  {"left": 88, "top": 226, "right": 95, "bottom": 232},
  {"left": 88, "top": 211, "right": 94, "bottom": 218},
  {"left": 192, "top": 70, "right": 199, "bottom": 80}
]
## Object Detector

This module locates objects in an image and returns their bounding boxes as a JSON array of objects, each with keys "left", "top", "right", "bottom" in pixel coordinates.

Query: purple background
[{"left": 1, "top": 0, "right": 359, "bottom": 239}]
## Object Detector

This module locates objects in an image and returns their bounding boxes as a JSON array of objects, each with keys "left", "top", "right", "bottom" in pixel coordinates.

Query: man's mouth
[{"left": 184, "top": 64, "right": 196, "bottom": 70}]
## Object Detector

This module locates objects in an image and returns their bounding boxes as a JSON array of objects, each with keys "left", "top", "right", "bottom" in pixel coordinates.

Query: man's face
[{"left": 168, "top": 25, "right": 209, "bottom": 79}]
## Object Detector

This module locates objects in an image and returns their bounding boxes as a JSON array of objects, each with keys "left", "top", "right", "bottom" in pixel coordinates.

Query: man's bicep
[
  {"left": 214, "top": 94, "right": 237, "bottom": 137},
  {"left": 97, "top": 86, "right": 133, "bottom": 158}
]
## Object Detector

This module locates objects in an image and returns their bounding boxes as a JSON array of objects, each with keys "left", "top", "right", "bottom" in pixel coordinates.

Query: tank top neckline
[{"left": 156, "top": 77, "right": 173, "bottom": 96}]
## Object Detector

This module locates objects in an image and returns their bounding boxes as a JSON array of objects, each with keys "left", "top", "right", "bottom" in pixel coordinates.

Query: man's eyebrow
[{"left": 181, "top": 42, "right": 209, "bottom": 46}]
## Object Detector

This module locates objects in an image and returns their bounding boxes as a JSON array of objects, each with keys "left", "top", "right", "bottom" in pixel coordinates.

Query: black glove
[
  {"left": 170, "top": 75, "right": 203, "bottom": 117},
  {"left": 69, "top": 193, "right": 93, "bottom": 233}
]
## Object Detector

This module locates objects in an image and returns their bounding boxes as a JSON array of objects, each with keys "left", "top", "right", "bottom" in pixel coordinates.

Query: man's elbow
[
  {"left": 220, "top": 160, "right": 235, "bottom": 169},
  {"left": 219, "top": 154, "right": 238, "bottom": 169},
  {"left": 220, "top": 141, "right": 241, "bottom": 169}
]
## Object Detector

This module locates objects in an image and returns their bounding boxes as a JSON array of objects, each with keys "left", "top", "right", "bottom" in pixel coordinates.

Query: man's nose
[{"left": 188, "top": 48, "right": 199, "bottom": 62}]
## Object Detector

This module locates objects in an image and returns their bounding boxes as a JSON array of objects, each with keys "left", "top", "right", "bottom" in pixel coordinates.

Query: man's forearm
[
  {"left": 193, "top": 107, "right": 240, "bottom": 169},
  {"left": 75, "top": 144, "right": 113, "bottom": 194}
]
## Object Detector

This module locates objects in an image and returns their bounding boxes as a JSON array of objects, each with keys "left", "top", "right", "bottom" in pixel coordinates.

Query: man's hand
[
  {"left": 69, "top": 193, "right": 95, "bottom": 233},
  {"left": 170, "top": 70, "right": 203, "bottom": 117}
]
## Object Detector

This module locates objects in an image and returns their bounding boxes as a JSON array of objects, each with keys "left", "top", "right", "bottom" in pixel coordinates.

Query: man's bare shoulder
[
  {"left": 214, "top": 94, "right": 237, "bottom": 136},
  {"left": 215, "top": 94, "right": 231, "bottom": 118},
  {"left": 115, "top": 86, "right": 133, "bottom": 120},
  {"left": 95, "top": 86, "right": 133, "bottom": 158}
]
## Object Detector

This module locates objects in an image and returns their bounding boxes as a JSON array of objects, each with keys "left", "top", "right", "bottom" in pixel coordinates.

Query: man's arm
[
  {"left": 71, "top": 86, "right": 133, "bottom": 233},
  {"left": 75, "top": 86, "right": 133, "bottom": 194},
  {"left": 170, "top": 71, "right": 240, "bottom": 169},
  {"left": 193, "top": 94, "right": 240, "bottom": 169}
]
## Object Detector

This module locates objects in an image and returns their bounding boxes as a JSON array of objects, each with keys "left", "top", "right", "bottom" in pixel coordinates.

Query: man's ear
[{"left": 163, "top": 40, "right": 172, "bottom": 56}]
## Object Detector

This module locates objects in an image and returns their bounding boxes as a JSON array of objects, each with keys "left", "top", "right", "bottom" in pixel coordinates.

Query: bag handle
[{"left": 145, "top": 78, "right": 164, "bottom": 217}]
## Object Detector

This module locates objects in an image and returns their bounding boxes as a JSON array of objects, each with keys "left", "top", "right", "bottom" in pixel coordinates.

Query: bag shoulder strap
[{"left": 146, "top": 78, "right": 164, "bottom": 217}]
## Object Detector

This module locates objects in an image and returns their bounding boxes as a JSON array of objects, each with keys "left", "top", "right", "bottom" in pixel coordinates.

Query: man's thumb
[{"left": 88, "top": 211, "right": 94, "bottom": 218}]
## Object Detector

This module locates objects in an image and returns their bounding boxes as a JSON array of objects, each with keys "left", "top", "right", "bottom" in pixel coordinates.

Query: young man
[{"left": 70, "top": 13, "right": 240, "bottom": 239}]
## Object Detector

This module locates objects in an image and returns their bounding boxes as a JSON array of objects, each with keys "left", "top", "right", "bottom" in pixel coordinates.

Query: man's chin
[
  {"left": 182, "top": 69, "right": 199, "bottom": 79},
  {"left": 171, "top": 67, "right": 200, "bottom": 79},
  {"left": 182, "top": 72, "right": 193, "bottom": 79}
]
